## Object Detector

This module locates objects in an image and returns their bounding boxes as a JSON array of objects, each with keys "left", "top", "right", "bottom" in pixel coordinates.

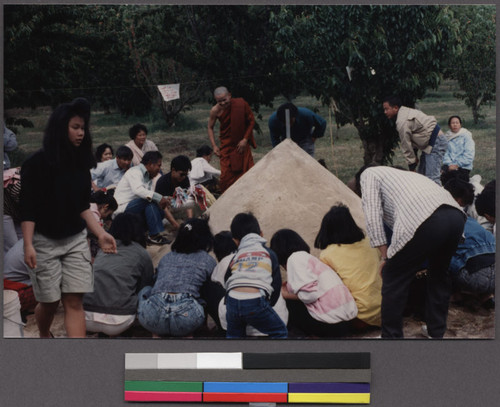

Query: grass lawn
[{"left": 7, "top": 80, "right": 496, "bottom": 184}]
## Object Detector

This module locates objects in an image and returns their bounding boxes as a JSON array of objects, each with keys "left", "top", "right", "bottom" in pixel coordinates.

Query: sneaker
[
  {"left": 147, "top": 234, "right": 171, "bottom": 246},
  {"left": 421, "top": 324, "right": 432, "bottom": 339}
]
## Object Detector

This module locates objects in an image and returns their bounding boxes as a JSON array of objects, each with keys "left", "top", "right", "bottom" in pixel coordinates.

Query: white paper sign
[{"left": 157, "top": 84, "right": 180, "bottom": 102}]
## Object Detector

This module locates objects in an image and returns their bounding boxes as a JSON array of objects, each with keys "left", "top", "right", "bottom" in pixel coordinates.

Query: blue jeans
[
  {"left": 225, "top": 295, "right": 288, "bottom": 338},
  {"left": 456, "top": 264, "right": 495, "bottom": 295},
  {"left": 418, "top": 133, "right": 448, "bottom": 186},
  {"left": 137, "top": 287, "right": 205, "bottom": 337},
  {"left": 124, "top": 198, "right": 164, "bottom": 236}
]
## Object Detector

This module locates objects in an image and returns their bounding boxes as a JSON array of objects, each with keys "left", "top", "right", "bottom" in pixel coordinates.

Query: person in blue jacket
[
  {"left": 268, "top": 103, "right": 326, "bottom": 157},
  {"left": 444, "top": 178, "right": 495, "bottom": 309}
]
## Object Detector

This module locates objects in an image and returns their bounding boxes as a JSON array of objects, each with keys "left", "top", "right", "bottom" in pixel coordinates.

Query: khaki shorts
[{"left": 29, "top": 230, "right": 93, "bottom": 303}]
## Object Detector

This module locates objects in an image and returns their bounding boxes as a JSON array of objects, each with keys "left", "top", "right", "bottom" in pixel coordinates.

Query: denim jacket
[
  {"left": 449, "top": 217, "right": 496, "bottom": 274},
  {"left": 151, "top": 250, "right": 217, "bottom": 300}
]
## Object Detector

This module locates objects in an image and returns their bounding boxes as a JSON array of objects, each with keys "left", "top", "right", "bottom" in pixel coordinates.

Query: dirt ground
[{"left": 21, "top": 295, "right": 494, "bottom": 339}]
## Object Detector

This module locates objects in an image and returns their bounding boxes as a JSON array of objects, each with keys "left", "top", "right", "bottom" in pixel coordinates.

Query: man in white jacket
[{"left": 113, "top": 151, "right": 170, "bottom": 245}]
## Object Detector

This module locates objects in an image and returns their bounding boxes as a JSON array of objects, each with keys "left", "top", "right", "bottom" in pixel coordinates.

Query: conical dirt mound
[{"left": 207, "top": 139, "right": 365, "bottom": 255}]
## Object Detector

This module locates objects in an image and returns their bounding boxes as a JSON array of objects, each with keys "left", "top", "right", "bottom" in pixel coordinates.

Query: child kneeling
[{"left": 224, "top": 213, "right": 287, "bottom": 338}]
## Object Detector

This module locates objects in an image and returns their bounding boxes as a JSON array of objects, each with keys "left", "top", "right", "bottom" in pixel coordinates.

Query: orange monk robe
[{"left": 218, "top": 98, "right": 256, "bottom": 193}]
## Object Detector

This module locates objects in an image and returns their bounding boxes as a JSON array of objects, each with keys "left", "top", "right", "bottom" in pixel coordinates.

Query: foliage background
[
  {"left": 8, "top": 80, "right": 496, "bottom": 184},
  {"left": 4, "top": 4, "right": 496, "bottom": 177}
]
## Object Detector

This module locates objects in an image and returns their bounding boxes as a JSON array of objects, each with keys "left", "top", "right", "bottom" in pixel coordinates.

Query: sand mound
[{"left": 207, "top": 139, "right": 365, "bottom": 255}]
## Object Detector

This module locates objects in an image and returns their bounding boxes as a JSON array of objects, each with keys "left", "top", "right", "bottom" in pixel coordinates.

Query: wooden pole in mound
[
  {"left": 207, "top": 139, "right": 365, "bottom": 257},
  {"left": 285, "top": 108, "right": 291, "bottom": 140}
]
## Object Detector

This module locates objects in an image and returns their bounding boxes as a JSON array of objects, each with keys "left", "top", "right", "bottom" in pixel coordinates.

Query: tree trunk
[
  {"left": 472, "top": 103, "right": 480, "bottom": 124},
  {"left": 361, "top": 138, "right": 385, "bottom": 165}
]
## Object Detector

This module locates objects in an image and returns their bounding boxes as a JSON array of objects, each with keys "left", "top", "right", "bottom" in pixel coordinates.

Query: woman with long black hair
[{"left": 20, "top": 98, "right": 116, "bottom": 338}]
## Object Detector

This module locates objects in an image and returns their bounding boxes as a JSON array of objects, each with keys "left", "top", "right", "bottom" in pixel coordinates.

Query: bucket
[{"left": 3, "top": 289, "right": 25, "bottom": 338}]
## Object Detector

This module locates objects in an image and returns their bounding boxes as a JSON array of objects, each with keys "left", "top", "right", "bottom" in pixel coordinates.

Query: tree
[
  {"left": 4, "top": 5, "right": 86, "bottom": 108},
  {"left": 270, "top": 5, "right": 459, "bottom": 164},
  {"left": 120, "top": 5, "right": 287, "bottom": 127},
  {"left": 447, "top": 6, "right": 495, "bottom": 124},
  {"left": 4, "top": 5, "right": 151, "bottom": 115},
  {"left": 6, "top": 4, "right": 465, "bottom": 149},
  {"left": 121, "top": 6, "right": 206, "bottom": 126}
]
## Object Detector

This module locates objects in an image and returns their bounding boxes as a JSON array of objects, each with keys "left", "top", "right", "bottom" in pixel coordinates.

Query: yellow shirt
[{"left": 319, "top": 238, "right": 382, "bottom": 326}]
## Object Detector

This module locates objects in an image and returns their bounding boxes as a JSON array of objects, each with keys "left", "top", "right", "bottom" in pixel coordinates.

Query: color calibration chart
[{"left": 125, "top": 352, "right": 371, "bottom": 404}]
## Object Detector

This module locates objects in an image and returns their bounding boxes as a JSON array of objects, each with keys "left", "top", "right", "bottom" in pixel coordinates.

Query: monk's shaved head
[{"left": 214, "top": 86, "right": 229, "bottom": 97}]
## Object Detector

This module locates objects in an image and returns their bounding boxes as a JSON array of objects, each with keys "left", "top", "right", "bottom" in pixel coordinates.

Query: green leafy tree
[
  {"left": 270, "top": 5, "right": 459, "bottom": 164},
  {"left": 447, "top": 6, "right": 495, "bottom": 124},
  {"left": 121, "top": 6, "right": 207, "bottom": 126},
  {"left": 177, "top": 5, "right": 293, "bottom": 115},
  {"left": 120, "top": 5, "right": 287, "bottom": 127},
  {"left": 4, "top": 5, "right": 85, "bottom": 108},
  {"left": 4, "top": 5, "right": 151, "bottom": 115}
]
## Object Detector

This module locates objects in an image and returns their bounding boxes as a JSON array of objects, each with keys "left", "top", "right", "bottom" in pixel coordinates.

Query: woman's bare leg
[
  {"left": 61, "top": 293, "right": 86, "bottom": 338},
  {"left": 35, "top": 301, "right": 60, "bottom": 338}
]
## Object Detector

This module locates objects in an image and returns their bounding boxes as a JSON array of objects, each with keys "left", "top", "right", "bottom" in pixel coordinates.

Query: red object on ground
[{"left": 3, "top": 279, "right": 37, "bottom": 312}]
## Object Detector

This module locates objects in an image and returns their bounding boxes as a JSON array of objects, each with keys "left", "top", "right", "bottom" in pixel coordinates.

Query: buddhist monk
[{"left": 207, "top": 86, "right": 256, "bottom": 193}]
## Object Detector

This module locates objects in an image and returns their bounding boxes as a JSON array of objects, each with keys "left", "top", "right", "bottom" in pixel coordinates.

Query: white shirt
[
  {"left": 360, "top": 166, "right": 464, "bottom": 258},
  {"left": 113, "top": 164, "right": 162, "bottom": 214},
  {"left": 189, "top": 157, "right": 221, "bottom": 186}
]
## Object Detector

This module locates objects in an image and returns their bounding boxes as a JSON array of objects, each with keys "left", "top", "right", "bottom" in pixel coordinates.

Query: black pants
[
  {"left": 199, "top": 280, "right": 226, "bottom": 332},
  {"left": 285, "top": 299, "right": 351, "bottom": 338},
  {"left": 381, "top": 206, "right": 465, "bottom": 338}
]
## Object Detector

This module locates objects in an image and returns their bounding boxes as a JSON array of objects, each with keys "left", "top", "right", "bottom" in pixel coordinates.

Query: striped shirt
[{"left": 360, "top": 166, "right": 464, "bottom": 258}]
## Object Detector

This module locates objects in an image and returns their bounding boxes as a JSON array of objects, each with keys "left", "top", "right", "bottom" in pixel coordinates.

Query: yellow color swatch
[{"left": 288, "top": 393, "right": 370, "bottom": 404}]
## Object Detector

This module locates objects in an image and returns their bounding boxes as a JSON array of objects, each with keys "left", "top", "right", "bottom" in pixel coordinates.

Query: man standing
[
  {"left": 207, "top": 86, "right": 256, "bottom": 193},
  {"left": 382, "top": 95, "right": 448, "bottom": 185},
  {"left": 268, "top": 102, "right": 326, "bottom": 157},
  {"left": 356, "top": 165, "right": 466, "bottom": 338},
  {"left": 91, "top": 145, "right": 133, "bottom": 191},
  {"left": 113, "top": 151, "right": 170, "bottom": 245}
]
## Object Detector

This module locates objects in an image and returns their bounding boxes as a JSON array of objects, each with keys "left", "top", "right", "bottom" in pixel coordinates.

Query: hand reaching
[{"left": 98, "top": 232, "right": 117, "bottom": 254}]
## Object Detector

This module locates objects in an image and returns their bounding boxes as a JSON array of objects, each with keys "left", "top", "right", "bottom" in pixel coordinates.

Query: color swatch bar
[
  {"left": 124, "top": 352, "right": 371, "bottom": 404},
  {"left": 126, "top": 352, "right": 243, "bottom": 370},
  {"left": 243, "top": 352, "right": 370, "bottom": 369},
  {"left": 125, "top": 381, "right": 203, "bottom": 392},
  {"left": 288, "top": 393, "right": 371, "bottom": 404},
  {"left": 124, "top": 391, "right": 202, "bottom": 402},
  {"left": 203, "top": 392, "right": 288, "bottom": 403},
  {"left": 204, "top": 381, "right": 288, "bottom": 393},
  {"left": 125, "top": 368, "right": 371, "bottom": 383},
  {"left": 289, "top": 382, "right": 370, "bottom": 393}
]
